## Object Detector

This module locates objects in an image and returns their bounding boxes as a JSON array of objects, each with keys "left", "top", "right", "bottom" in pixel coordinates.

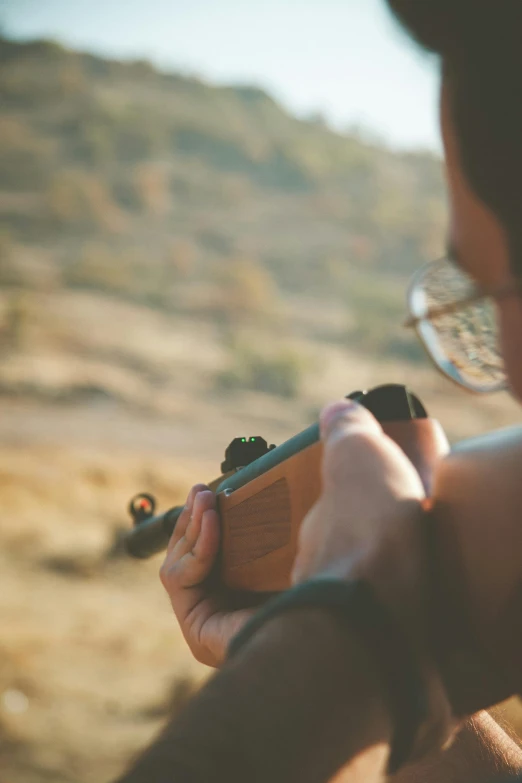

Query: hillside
[{"left": 0, "top": 35, "right": 446, "bottom": 365}]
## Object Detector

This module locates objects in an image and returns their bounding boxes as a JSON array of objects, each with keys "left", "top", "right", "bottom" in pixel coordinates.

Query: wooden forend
[
  {"left": 219, "top": 418, "right": 449, "bottom": 593},
  {"left": 219, "top": 441, "right": 323, "bottom": 592}
]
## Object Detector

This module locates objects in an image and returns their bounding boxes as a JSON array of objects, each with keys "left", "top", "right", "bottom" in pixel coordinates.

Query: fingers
[
  {"left": 320, "top": 400, "right": 383, "bottom": 485},
  {"left": 167, "top": 483, "right": 209, "bottom": 553},
  {"left": 161, "top": 486, "right": 220, "bottom": 594},
  {"left": 169, "top": 508, "right": 220, "bottom": 589},
  {"left": 320, "top": 399, "right": 382, "bottom": 444},
  {"left": 189, "top": 509, "right": 220, "bottom": 584},
  {"left": 319, "top": 399, "right": 425, "bottom": 501},
  {"left": 158, "top": 484, "right": 259, "bottom": 669},
  {"left": 185, "top": 490, "right": 216, "bottom": 548}
]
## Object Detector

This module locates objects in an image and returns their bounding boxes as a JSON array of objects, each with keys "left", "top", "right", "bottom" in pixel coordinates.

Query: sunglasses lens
[{"left": 408, "top": 258, "right": 506, "bottom": 393}]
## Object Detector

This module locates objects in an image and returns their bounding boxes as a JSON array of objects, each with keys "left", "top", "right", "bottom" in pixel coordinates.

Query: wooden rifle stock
[
  {"left": 125, "top": 382, "right": 522, "bottom": 617},
  {"left": 125, "top": 383, "right": 522, "bottom": 710},
  {"left": 127, "top": 384, "right": 455, "bottom": 592},
  {"left": 218, "top": 418, "right": 449, "bottom": 591}
]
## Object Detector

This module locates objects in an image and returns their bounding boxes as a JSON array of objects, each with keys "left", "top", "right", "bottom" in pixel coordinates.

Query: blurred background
[{"left": 0, "top": 1, "right": 520, "bottom": 780}]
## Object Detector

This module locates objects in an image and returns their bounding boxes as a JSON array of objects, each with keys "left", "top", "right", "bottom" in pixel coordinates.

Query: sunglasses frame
[{"left": 404, "top": 258, "right": 522, "bottom": 394}]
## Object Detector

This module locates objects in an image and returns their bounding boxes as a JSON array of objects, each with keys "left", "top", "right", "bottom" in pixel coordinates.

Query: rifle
[
  {"left": 125, "top": 381, "right": 522, "bottom": 711},
  {"left": 124, "top": 384, "right": 451, "bottom": 592}
]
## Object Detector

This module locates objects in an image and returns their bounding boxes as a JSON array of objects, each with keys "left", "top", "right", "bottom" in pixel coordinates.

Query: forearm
[
  {"left": 118, "top": 610, "right": 392, "bottom": 783},
  {"left": 392, "top": 712, "right": 522, "bottom": 783}
]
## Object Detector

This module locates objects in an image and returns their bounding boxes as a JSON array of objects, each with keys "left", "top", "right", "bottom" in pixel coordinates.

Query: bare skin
[
  {"left": 159, "top": 412, "right": 522, "bottom": 782},
  {"left": 118, "top": 607, "right": 393, "bottom": 783},
  {"left": 159, "top": 482, "right": 256, "bottom": 667},
  {"left": 160, "top": 403, "right": 428, "bottom": 668}
]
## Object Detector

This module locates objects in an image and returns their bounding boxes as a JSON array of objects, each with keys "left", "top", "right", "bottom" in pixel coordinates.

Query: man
[{"left": 118, "top": 2, "right": 522, "bottom": 781}]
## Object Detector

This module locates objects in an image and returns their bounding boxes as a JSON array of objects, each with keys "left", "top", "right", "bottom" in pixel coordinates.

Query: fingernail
[
  {"left": 320, "top": 399, "right": 357, "bottom": 438},
  {"left": 185, "top": 488, "right": 196, "bottom": 516}
]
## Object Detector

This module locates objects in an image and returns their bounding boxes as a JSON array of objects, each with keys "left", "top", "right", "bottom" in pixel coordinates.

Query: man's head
[{"left": 387, "top": 1, "right": 522, "bottom": 397}]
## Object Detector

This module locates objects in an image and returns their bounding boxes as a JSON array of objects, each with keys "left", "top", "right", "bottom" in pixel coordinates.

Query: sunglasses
[{"left": 404, "top": 257, "right": 522, "bottom": 394}]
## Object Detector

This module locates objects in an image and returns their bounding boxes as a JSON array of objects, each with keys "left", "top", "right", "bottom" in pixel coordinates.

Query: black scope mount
[{"left": 220, "top": 436, "right": 276, "bottom": 474}]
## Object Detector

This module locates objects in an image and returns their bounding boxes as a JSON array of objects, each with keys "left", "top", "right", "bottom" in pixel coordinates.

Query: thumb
[{"left": 320, "top": 399, "right": 382, "bottom": 445}]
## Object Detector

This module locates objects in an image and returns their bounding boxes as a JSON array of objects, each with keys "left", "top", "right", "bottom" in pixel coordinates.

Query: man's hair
[{"left": 387, "top": 0, "right": 522, "bottom": 271}]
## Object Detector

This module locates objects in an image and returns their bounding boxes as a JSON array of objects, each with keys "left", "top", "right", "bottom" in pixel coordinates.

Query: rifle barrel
[{"left": 125, "top": 506, "right": 183, "bottom": 558}]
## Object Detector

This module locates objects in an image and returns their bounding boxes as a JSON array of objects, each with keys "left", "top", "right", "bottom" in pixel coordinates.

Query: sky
[{"left": 1, "top": 0, "right": 441, "bottom": 151}]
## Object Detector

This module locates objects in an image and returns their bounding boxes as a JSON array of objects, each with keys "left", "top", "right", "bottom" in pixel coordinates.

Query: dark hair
[{"left": 387, "top": 0, "right": 522, "bottom": 271}]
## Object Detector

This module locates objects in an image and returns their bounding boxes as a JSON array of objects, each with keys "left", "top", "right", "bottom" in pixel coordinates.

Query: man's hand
[
  {"left": 293, "top": 399, "right": 429, "bottom": 622},
  {"left": 292, "top": 399, "right": 522, "bottom": 718},
  {"left": 160, "top": 400, "right": 436, "bottom": 668},
  {"left": 160, "top": 484, "right": 255, "bottom": 667}
]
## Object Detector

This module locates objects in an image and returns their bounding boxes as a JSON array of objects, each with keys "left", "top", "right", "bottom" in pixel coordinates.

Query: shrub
[
  {"left": 0, "top": 117, "right": 53, "bottom": 191},
  {"left": 0, "top": 292, "right": 35, "bottom": 351},
  {"left": 46, "top": 170, "right": 126, "bottom": 234},
  {"left": 213, "top": 257, "right": 281, "bottom": 327},
  {"left": 216, "top": 342, "right": 306, "bottom": 399},
  {"left": 133, "top": 164, "right": 171, "bottom": 216},
  {"left": 0, "top": 229, "right": 16, "bottom": 284},
  {"left": 63, "top": 244, "right": 131, "bottom": 295},
  {"left": 345, "top": 271, "right": 426, "bottom": 364}
]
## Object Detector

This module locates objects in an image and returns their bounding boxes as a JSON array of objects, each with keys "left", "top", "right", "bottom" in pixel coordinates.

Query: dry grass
[{"left": 0, "top": 445, "right": 209, "bottom": 783}]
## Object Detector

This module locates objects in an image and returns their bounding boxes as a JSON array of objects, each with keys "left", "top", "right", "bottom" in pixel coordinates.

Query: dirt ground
[{"left": 0, "top": 437, "right": 213, "bottom": 782}]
